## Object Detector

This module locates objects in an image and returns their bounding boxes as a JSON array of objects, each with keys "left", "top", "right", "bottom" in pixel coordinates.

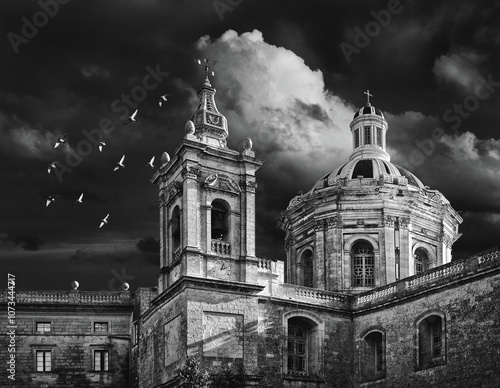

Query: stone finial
[
  {"left": 161, "top": 151, "right": 170, "bottom": 166},
  {"left": 185, "top": 120, "right": 195, "bottom": 135},
  {"left": 121, "top": 282, "right": 130, "bottom": 291},
  {"left": 185, "top": 120, "right": 196, "bottom": 140},
  {"left": 240, "top": 137, "right": 254, "bottom": 156},
  {"left": 71, "top": 280, "right": 79, "bottom": 290}
]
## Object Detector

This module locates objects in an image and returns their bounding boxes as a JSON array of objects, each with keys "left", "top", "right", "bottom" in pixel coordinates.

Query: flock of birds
[
  {"left": 44, "top": 57, "right": 214, "bottom": 230},
  {"left": 45, "top": 93, "right": 172, "bottom": 229}
]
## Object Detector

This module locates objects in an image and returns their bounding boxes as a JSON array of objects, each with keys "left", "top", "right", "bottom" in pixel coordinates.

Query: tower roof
[
  {"left": 353, "top": 104, "right": 385, "bottom": 120},
  {"left": 187, "top": 57, "right": 229, "bottom": 148}
]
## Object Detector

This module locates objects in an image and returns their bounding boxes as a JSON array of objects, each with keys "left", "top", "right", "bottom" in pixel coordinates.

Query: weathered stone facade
[
  {"left": 0, "top": 290, "right": 132, "bottom": 387},
  {"left": 1, "top": 73, "right": 499, "bottom": 388}
]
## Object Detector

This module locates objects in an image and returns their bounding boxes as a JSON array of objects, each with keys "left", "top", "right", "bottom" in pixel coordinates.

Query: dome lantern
[{"left": 349, "top": 90, "right": 390, "bottom": 162}]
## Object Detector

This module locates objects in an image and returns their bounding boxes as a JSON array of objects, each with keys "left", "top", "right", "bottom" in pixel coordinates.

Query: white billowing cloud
[
  {"left": 431, "top": 131, "right": 500, "bottom": 205},
  {"left": 439, "top": 131, "right": 480, "bottom": 161},
  {"left": 440, "top": 131, "right": 500, "bottom": 164},
  {"left": 194, "top": 29, "right": 355, "bottom": 184},
  {"left": 433, "top": 50, "right": 484, "bottom": 93}
]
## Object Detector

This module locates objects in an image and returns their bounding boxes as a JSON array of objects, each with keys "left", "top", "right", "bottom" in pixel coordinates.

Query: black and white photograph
[{"left": 1, "top": 0, "right": 499, "bottom": 387}]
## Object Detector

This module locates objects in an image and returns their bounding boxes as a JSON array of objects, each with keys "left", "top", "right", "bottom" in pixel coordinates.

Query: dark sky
[{"left": 1, "top": 0, "right": 499, "bottom": 291}]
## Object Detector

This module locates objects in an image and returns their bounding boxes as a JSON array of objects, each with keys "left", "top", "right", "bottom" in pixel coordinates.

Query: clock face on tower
[{"left": 211, "top": 260, "right": 231, "bottom": 279}]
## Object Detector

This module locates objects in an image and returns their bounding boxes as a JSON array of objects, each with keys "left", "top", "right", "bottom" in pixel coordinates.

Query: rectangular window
[
  {"left": 36, "top": 322, "right": 51, "bottom": 332},
  {"left": 365, "top": 256, "right": 374, "bottom": 286},
  {"left": 364, "top": 126, "right": 371, "bottom": 145},
  {"left": 94, "top": 322, "right": 109, "bottom": 332},
  {"left": 354, "top": 128, "right": 360, "bottom": 148},
  {"left": 132, "top": 322, "right": 138, "bottom": 346},
  {"left": 36, "top": 350, "right": 51, "bottom": 372},
  {"left": 432, "top": 329, "right": 442, "bottom": 358},
  {"left": 376, "top": 127, "right": 382, "bottom": 147},
  {"left": 287, "top": 325, "right": 307, "bottom": 375},
  {"left": 94, "top": 350, "right": 109, "bottom": 371}
]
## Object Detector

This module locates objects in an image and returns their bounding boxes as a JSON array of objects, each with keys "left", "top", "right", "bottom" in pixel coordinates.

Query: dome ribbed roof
[
  {"left": 353, "top": 105, "right": 384, "bottom": 119},
  {"left": 312, "top": 158, "right": 425, "bottom": 191}
]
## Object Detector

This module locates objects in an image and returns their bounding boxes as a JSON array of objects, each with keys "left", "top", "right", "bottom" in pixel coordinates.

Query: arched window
[
  {"left": 360, "top": 331, "right": 385, "bottom": 381},
  {"left": 297, "top": 249, "right": 314, "bottom": 287},
  {"left": 211, "top": 199, "right": 229, "bottom": 241},
  {"left": 354, "top": 128, "right": 360, "bottom": 148},
  {"left": 352, "top": 242, "right": 375, "bottom": 287},
  {"left": 285, "top": 315, "right": 323, "bottom": 378},
  {"left": 171, "top": 206, "right": 181, "bottom": 251},
  {"left": 417, "top": 313, "right": 446, "bottom": 370},
  {"left": 414, "top": 248, "right": 429, "bottom": 274}
]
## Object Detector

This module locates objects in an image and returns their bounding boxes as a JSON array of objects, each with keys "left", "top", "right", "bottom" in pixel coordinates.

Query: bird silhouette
[
  {"left": 54, "top": 134, "right": 67, "bottom": 148},
  {"left": 99, "top": 214, "right": 109, "bottom": 228},
  {"left": 113, "top": 155, "right": 125, "bottom": 171},
  {"left": 98, "top": 141, "right": 106, "bottom": 152},
  {"left": 159, "top": 94, "right": 171, "bottom": 107},
  {"left": 146, "top": 156, "right": 155, "bottom": 169},
  {"left": 46, "top": 195, "right": 57, "bottom": 207},
  {"left": 123, "top": 109, "right": 138, "bottom": 125},
  {"left": 48, "top": 161, "right": 59, "bottom": 174},
  {"left": 75, "top": 193, "right": 84, "bottom": 204}
]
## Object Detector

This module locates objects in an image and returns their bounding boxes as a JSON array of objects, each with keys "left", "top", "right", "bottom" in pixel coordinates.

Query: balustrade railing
[
  {"left": 0, "top": 290, "right": 132, "bottom": 305},
  {"left": 211, "top": 240, "right": 231, "bottom": 256}
]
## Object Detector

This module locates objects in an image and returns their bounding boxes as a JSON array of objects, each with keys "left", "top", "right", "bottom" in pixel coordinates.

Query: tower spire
[
  {"left": 188, "top": 56, "right": 228, "bottom": 147},
  {"left": 198, "top": 56, "right": 217, "bottom": 87}
]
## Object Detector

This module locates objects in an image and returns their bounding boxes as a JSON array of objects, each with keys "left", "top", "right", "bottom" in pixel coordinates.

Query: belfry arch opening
[{"left": 211, "top": 199, "right": 230, "bottom": 241}]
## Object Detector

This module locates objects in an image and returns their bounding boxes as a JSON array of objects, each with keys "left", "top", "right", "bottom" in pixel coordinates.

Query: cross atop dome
[{"left": 364, "top": 89, "right": 373, "bottom": 106}]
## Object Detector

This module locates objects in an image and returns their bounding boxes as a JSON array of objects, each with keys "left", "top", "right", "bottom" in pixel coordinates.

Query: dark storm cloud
[
  {"left": 8, "top": 230, "right": 44, "bottom": 251},
  {"left": 136, "top": 236, "right": 160, "bottom": 254},
  {"left": 136, "top": 236, "right": 160, "bottom": 265}
]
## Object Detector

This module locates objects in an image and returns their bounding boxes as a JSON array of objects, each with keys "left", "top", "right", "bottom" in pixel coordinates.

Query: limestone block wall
[
  {"left": 353, "top": 262, "right": 500, "bottom": 387},
  {"left": 256, "top": 299, "right": 354, "bottom": 388},
  {"left": 0, "top": 292, "right": 132, "bottom": 388}
]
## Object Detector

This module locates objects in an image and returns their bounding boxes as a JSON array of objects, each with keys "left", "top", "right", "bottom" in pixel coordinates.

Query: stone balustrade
[
  {"left": 354, "top": 246, "right": 500, "bottom": 308},
  {"left": 280, "top": 283, "right": 348, "bottom": 307},
  {"left": 355, "top": 284, "right": 397, "bottom": 305},
  {"left": 258, "top": 257, "right": 274, "bottom": 270},
  {"left": 0, "top": 289, "right": 132, "bottom": 305},
  {"left": 405, "top": 261, "right": 465, "bottom": 290},
  {"left": 211, "top": 239, "right": 231, "bottom": 256}
]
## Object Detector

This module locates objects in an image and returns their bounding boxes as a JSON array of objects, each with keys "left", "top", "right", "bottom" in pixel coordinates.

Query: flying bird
[
  {"left": 54, "top": 134, "right": 67, "bottom": 148},
  {"left": 146, "top": 156, "right": 155, "bottom": 169},
  {"left": 48, "top": 161, "right": 59, "bottom": 174},
  {"left": 98, "top": 141, "right": 106, "bottom": 152},
  {"left": 99, "top": 214, "right": 109, "bottom": 228},
  {"left": 123, "top": 109, "right": 138, "bottom": 125},
  {"left": 75, "top": 193, "right": 84, "bottom": 204},
  {"left": 158, "top": 94, "right": 171, "bottom": 107},
  {"left": 46, "top": 195, "right": 57, "bottom": 207},
  {"left": 113, "top": 155, "right": 125, "bottom": 171}
]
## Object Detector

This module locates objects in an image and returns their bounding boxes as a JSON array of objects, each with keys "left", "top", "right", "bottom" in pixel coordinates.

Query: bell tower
[{"left": 151, "top": 59, "right": 263, "bottom": 292}]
